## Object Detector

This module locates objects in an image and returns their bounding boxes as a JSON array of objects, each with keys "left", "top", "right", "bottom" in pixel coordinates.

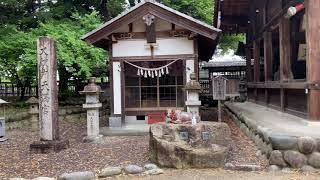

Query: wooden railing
[{"left": 0, "top": 82, "right": 37, "bottom": 97}]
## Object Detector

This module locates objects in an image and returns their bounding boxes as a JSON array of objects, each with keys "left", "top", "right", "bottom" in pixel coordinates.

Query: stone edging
[
  {"left": 9, "top": 164, "right": 163, "bottom": 180},
  {"left": 224, "top": 104, "right": 320, "bottom": 170}
]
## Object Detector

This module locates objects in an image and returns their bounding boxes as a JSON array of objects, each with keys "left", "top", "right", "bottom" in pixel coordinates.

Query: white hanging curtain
[{"left": 124, "top": 60, "right": 179, "bottom": 78}]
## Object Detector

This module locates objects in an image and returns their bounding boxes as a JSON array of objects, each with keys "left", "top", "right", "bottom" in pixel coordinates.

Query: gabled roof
[
  {"left": 81, "top": 0, "right": 221, "bottom": 61},
  {"left": 82, "top": 0, "right": 221, "bottom": 43}
]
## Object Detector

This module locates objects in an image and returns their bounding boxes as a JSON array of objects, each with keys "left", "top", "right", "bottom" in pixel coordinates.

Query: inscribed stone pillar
[{"left": 37, "top": 37, "right": 59, "bottom": 141}]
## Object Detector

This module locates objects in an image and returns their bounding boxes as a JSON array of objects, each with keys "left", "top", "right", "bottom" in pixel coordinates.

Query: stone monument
[
  {"left": 79, "top": 77, "right": 103, "bottom": 142},
  {"left": 30, "top": 37, "right": 69, "bottom": 153},
  {"left": 185, "top": 73, "right": 202, "bottom": 119},
  {"left": 26, "top": 97, "right": 39, "bottom": 131}
]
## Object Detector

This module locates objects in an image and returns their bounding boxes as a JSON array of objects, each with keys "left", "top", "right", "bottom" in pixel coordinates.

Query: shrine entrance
[{"left": 124, "top": 60, "right": 184, "bottom": 114}]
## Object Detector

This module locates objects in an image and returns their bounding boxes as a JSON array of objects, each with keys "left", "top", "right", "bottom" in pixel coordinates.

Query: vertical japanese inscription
[{"left": 37, "top": 37, "right": 59, "bottom": 141}]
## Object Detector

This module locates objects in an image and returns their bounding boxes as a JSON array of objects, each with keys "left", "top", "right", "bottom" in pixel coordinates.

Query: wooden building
[
  {"left": 82, "top": 0, "right": 221, "bottom": 125},
  {"left": 214, "top": 0, "right": 320, "bottom": 120},
  {"left": 200, "top": 60, "right": 248, "bottom": 102}
]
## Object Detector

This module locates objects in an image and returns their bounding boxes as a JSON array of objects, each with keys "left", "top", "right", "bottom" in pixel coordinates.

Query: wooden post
[
  {"left": 246, "top": 46, "right": 252, "bottom": 82},
  {"left": 279, "top": 18, "right": 293, "bottom": 82},
  {"left": 264, "top": 32, "right": 273, "bottom": 81},
  {"left": 218, "top": 100, "right": 221, "bottom": 122},
  {"left": 253, "top": 41, "right": 260, "bottom": 82},
  {"left": 306, "top": 0, "right": 320, "bottom": 121}
]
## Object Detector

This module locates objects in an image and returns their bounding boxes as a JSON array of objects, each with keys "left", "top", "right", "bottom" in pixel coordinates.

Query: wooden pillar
[
  {"left": 279, "top": 18, "right": 293, "bottom": 82},
  {"left": 253, "top": 41, "right": 260, "bottom": 82},
  {"left": 264, "top": 32, "right": 273, "bottom": 81},
  {"left": 245, "top": 46, "right": 252, "bottom": 82},
  {"left": 306, "top": 0, "right": 320, "bottom": 121}
]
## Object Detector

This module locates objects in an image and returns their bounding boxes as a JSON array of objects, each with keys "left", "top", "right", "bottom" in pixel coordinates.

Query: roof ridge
[{"left": 81, "top": 1, "right": 220, "bottom": 40}]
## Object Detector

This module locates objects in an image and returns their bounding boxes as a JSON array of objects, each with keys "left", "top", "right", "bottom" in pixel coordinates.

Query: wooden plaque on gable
[{"left": 212, "top": 76, "right": 227, "bottom": 100}]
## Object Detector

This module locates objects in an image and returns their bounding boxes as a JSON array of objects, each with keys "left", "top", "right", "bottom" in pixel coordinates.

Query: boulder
[
  {"left": 268, "top": 165, "right": 280, "bottom": 172},
  {"left": 297, "top": 136, "right": 316, "bottom": 154},
  {"left": 283, "top": 150, "right": 307, "bottom": 168},
  {"left": 301, "top": 165, "right": 316, "bottom": 173},
  {"left": 99, "top": 167, "right": 122, "bottom": 177},
  {"left": 269, "top": 135, "right": 298, "bottom": 150},
  {"left": 58, "top": 171, "right": 95, "bottom": 180},
  {"left": 308, "top": 152, "right": 320, "bottom": 168},
  {"left": 150, "top": 122, "right": 230, "bottom": 168},
  {"left": 281, "top": 167, "right": 293, "bottom": 173},
  {"left": 316, "top": 139, "right": 320, "bottom": 152},
  {"left": 143, "top": 168, "right": 164, "bottom": 175},
  {"left": 144, "top": 163, "right": 158, "bottom": 170},
  {"left": 32, "top": 178, "right": 55, "bottom": 180},
  {"left": 124, "top": 165, "right": 144, "bottom": 174},
  {"left": 269, "top": 150, "right": 287, "bottom": 167}
]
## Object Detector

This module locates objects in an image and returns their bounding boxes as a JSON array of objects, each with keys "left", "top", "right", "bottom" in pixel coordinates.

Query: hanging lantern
[
  {"left": 137, "top": 69, "right": 140, "bottom": 76},
  {"left": 155, "top": 70, "right": 158, "bottom": 77},
  {"left": 285, "top": 3, "right": 305, "bottom": 18},
  {"left": 140, "top": 69, "right": 144, "bottom": 75},
  {"left": 166, "top": 66, "right": 169, "bottom": 74},
  {"left": 144, "top": 71, "right": 148, "bottom": 78},
  {"left": 151, "top": 71, "right": 154, "bottom": 78},
  {"left": 148, "top": 70, "right": 151, "bottom": 77},
  {"left": 158, "top": 70, "right": 162, "bottom": 77},
  {"left": 161, "top": 68, "right": 164, "bottom": 75}
]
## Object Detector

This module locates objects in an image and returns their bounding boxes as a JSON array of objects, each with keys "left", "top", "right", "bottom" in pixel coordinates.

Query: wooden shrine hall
[
  {"left": 82, "top": 0, "right": 221, "bottom": 126},
  {"left": 215, "top": 0, "right": 320, "bottom": 120}
]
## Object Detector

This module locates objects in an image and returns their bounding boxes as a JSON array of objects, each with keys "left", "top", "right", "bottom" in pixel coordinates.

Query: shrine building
[{"left": 82, "top": 0, "right": 221, "bottom": 126}]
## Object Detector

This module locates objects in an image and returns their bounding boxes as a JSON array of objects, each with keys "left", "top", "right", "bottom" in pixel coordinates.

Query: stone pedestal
[
  {"left": 80, "top": 77, "right": 103, "bottom": 142},
  {"left": 109, "top": 116, "right": 122, "bottom": 128},
  {"left": 185, "top": 73, "right": 202, "bottom": 118}
]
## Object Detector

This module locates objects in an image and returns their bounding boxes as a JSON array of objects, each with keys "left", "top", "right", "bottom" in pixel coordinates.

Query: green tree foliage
[
  {"left": 219, "top": 34, "right": 246, "bottom": 55},
  {"left": 0, "top": 25, "right": 37, "bottom": 99},
  {"left": 0, "top": 12, "right": 106, "bottom": 99},
  {"left": 161, "top": 0, "right": 213, "bottom": 24}
]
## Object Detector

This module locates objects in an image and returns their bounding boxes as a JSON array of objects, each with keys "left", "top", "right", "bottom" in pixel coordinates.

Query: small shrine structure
[{"left": 82, "top": 0, "right": 221, "bottom": 126}]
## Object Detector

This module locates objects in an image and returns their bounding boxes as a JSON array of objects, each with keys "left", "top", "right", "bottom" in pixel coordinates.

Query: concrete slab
[
  {"left": 100, "top": 124, "right": 149, "bottom": 136},
  {"left": 225, "top": 102, "right": 320, "bottom": 139}
]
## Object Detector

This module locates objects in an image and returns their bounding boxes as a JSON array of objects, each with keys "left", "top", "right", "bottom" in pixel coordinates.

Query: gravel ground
[
  {"left": 201, "top": 107, "right": 269, "bottom": 168},
  {"left": 0, "top": 121, "right": 149, "bottom": 179},
  {"left": 0, "top": 108, "right": 268, "bottom": 179},
  {"left": 120, "top": 169, "right": 320, "bottom": 180}
]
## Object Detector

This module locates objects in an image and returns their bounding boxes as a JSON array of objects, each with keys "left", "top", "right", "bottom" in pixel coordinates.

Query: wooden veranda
[{"left": 214, "top": 0, "right": 320, "bottom": 120}]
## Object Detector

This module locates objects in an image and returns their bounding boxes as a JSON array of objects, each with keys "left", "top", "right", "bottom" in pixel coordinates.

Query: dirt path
[{"left": 119, "top": 169, "right": 320, "bottom": 180}]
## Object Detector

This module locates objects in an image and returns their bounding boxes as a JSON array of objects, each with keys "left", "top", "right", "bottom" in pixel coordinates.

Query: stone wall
[
  {"left": 4, "top": 98, "right": 110, "bottom": 130},
  {"left": 225, "top": 105, "right": 320, "bottom": 170}
]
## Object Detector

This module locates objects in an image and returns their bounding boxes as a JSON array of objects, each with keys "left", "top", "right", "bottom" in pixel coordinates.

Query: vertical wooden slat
[
  {"left": 306, "top": 0, "right": 320, "bottom": 121},
  {"left": 246, "top": 46, "right": 253, "bottom": 82},
  {"left": 253, "top": 41, "right": 260, "bottom": 82},
  {"left": 279, "top": 17, "right": 293, "bottom": 82},
  {"left": 264, "top": 32, "right": 273, "bottom": 81}
]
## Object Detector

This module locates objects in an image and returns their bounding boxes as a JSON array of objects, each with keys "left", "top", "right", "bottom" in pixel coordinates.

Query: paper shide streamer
[{"left": 125, "top": 60, "right": 179, "bottom": 78}]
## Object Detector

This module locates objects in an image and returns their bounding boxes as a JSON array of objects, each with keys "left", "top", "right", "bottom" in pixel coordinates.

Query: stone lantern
[
  {"left": 26, "top": 97, "right": 39, "bottom": 131},
  {"left": 184, "top": 73, "right": 202, "bottom": 120},
  {"left": 0, "top": 99, "right": 9, "bottom": 142},
  {"left": 79, "top": 77, "right": 103, "bottom": 142}
]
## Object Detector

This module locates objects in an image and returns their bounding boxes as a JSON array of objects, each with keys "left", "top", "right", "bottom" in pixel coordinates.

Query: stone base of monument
[
  {"left": 83, "top": 135, "right": 103, "bottom": 143},
  {"left": 30, "top": 139, "right": 69, "bottom": 154},
  {"left": 150, "top": 122, "right": 231, "bottom": 168}
]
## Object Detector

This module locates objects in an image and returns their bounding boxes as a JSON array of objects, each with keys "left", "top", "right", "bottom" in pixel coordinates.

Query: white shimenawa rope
[{"left": 124, "top": 59, "right": 180, "bottom": 78}]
